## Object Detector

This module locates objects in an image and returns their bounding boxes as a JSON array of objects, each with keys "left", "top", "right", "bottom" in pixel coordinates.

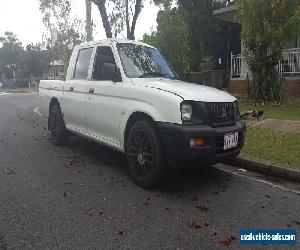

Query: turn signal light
[{"left": 190, "top": 138, "right": 205, "bottom": 147}]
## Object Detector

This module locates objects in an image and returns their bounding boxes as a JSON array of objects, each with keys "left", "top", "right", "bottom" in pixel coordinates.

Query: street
[{"left": 0, "top": 93, "right": 299, "bottom": 249}]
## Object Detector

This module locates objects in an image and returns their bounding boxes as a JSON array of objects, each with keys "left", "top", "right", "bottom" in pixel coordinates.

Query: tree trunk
[
  {"left": 125, "top": 0, "right": 130, "bottom": 39},
  {"left": 91, "top": 0, "right": 112, "bottom": 38},
  {"left": 128, "top": 0, "right": 142, "bottom": 40}
]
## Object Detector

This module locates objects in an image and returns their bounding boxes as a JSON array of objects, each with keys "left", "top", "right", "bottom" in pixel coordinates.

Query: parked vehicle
[{"left": 39, "top": 39, "right": 246, "bottom": 188}]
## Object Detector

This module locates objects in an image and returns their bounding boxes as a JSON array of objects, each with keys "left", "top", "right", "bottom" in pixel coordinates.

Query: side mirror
[{"left": 102, "top": 63, "right": 122, "bottom": 82}]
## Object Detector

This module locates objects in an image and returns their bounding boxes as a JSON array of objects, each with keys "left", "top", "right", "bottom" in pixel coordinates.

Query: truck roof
[{"left": 76, "top": 38, "right": 156, "bottom": 50}]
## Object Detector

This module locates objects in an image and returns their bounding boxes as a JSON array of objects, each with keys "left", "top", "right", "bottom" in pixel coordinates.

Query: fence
[
  {"left": 231, "top": 48, "right": 300, "bottom": 79},
  {"left": 189, "top": 70, "right": 227, "bottom": 89}
]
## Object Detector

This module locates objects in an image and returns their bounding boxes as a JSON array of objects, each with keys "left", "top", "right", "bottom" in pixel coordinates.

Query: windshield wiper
[{"left": 139, "top": 72, "right": 165, "bottom": 78}]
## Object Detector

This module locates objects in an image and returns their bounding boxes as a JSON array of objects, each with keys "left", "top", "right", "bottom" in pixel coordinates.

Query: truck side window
[
  {"left": 73, "top": 48, "right": 93, "bottom": 80},
  {"left": 93, "top": 46, "right": 116, "bottom": 81}
]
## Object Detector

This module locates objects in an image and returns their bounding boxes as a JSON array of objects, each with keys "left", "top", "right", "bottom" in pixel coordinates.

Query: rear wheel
[
  {"left": 126, "top": 120, "right": 166, "bottom": 188},
  {"left": 49, "top": 104, "right": 68, "bottom": 146}
]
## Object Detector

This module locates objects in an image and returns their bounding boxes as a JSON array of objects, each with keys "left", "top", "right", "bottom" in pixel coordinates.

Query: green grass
[
  {"left": 238, "top": 98, "right": 300, "bottom": 121},
  {"left": 0, "top": 87, "right": 38, "bottom": 93},
  {"left": 241, "top": 126, "right": 300, "bottom": 171}
]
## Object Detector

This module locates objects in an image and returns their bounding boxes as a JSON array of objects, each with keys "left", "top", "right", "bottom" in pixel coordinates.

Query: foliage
[
  {"left": 235, "top": 0, "right": 300, "bottom": 102},
  {"left": 144, "top": 0, "right": 241, "bottom": 74},
  {"left": 24, "top": 43, "right": 48, "bottom": 78},
  {"left": 38, "top": 0, "right": 86, "bottom": 72},
  {"left": 0, "top": 32, "right": 24, "bottom": 80},
  {"left": 142, "top": 8, "right": 192, "bottom": 75},
  {"left": 0, "top": 32, "right": 49, "bottom": 81},
  {"left": 91, "top": 0, "right": 143, "bottom": 40},
  {"left": 199, "top": 56, "right": 215, "bottom": 72}
]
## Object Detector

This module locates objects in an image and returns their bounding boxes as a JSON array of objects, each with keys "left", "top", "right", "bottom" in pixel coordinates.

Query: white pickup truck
[{"left": 39, "top": 39, "right": 246, "bottom": 188}]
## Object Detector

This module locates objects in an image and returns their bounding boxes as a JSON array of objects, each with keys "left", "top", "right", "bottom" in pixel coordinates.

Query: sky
[{"left": 0, "top": 0, "right": 159, "bottom": 47}]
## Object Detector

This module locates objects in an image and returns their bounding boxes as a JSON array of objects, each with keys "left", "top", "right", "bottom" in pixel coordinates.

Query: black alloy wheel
[
  {"left": 49, "top": 104, "right": 68, "bottom": 146},
  {"left": 126, "top": 120, "right": 166, "bottom": 188}
]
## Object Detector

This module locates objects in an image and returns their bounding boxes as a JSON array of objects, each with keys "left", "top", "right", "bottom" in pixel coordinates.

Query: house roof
[{"left": 213, "top": 5, "right": 240, "bottom": 24}]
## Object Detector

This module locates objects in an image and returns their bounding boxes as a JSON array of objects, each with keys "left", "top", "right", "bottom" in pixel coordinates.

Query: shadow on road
[{"left": 66, "top": 135, "right": 230, "bottom": 197}]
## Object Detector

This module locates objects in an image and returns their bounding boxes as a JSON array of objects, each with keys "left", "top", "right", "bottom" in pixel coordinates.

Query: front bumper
[{"left": 157, "top": 121, "right": 246, "bottom": 165}]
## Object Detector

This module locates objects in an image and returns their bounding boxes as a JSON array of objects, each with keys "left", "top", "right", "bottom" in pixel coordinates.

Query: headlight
[{"left": 181, "top": 103, "right": 193, "bottom": 121}]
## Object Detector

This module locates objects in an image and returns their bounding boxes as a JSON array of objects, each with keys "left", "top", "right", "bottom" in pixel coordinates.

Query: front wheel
[
  {"left": 126, "top": 120, "right": 166, "bottom": 188},
  {"left": 49, "top": 104, "right": 68, "bottom": 146}
]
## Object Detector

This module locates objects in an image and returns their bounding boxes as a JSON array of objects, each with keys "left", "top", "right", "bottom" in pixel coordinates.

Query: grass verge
[
  {"left": 238, "top": 98, "right": 300, "bottom": 121},
  {"left": 241, "top": 126, "right": 300, "bottom": 171},
  {"left": 0, "top": 87, "right": 38, "bottom": 93}
]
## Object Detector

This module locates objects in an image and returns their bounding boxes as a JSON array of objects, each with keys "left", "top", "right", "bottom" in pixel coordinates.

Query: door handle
[
  {"left": 89, "top": 88, "right": 94, "bottom": 94},
  {"left": 70, "top": 87, "right": 74, "bottom": 92}
]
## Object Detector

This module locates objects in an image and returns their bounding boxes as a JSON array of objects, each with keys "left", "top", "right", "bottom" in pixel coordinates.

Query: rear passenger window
[{"left": 73, "top": 48, "right": 93, "bottom": 80}]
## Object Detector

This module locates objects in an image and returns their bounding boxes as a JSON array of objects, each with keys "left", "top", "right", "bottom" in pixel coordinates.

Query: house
[
  {"left": 48, "top": 60, "right": 65, "bottom": 80},
  {"left": 213, "top": 5, "right": 300, "bottom": 97}
]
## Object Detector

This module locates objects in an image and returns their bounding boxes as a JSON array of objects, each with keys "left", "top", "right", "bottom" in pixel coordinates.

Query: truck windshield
[{"left": 117, "top": 43, "right": 179, "bottom": 79}]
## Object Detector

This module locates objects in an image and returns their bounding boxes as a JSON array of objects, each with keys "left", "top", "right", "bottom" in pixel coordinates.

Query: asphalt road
[{"left": 0, "top": 93, "right": 299, "bottom": 249}]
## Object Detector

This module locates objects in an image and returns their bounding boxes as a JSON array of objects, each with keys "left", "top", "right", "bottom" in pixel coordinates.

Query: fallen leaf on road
[
  {"left": 286, "top": 224, "right": 291, "bottom": 228},
  {"left": 204, "top": 222, "right": 209, "bottom": 227},
  {"left": 195, "top": 205, "right": 208, "bottom": 212},
  {"left": 4, "top": 169, "right": 16, "bottom": 175},
  {"left": 189, "top": 221, "right": 202, "bottom": 229},
  {"left": 144, "top": 202, "right": 149, "bottom": 207},
  {"left": 265, "top": 195, "right": 271, "bottom": 199},
  {"left": 99, "top": 210, "right": 104, "bottom": 215},
  {"left": 219, "top": 235, "right": 237, "bottom": 246},
  {"left": 118, "top": 230, "right": 124, "bottom": 236}
]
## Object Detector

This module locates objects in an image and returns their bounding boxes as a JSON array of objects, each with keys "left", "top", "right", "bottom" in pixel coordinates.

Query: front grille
[{"left": 206, "top": 102, "right": 237, "bottom": 126}]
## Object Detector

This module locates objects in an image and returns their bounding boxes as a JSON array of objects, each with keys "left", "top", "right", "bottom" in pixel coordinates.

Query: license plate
[{"left": 224, "top": 132, "right": 238, "bottom": 150}]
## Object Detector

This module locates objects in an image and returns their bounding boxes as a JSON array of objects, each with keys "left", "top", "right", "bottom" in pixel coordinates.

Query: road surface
[{"left": 0, "top": 93, "right": 299, "bottom": 249}]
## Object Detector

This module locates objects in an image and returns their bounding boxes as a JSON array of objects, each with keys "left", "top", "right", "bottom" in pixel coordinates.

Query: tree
[
  {"left": 235, "top": 0, "right": 300, "bottom": 102},
  {"left": 24, "top": 43, "right": 46, "bottom": 78},
  {"left": 0, "top": 32, "right": 24, "bottom": 81},
  {"left": 90, "top": 0, "right": 143, "bottom": 40},
  {"left": 142, "top": 7, "right": 192, "bottom": 75},
  {"left": 145, "top": 0, "right": 240, "bottom": 75},
  {"left": 38, "top": 0, "right": 86, "bottom": 72}
]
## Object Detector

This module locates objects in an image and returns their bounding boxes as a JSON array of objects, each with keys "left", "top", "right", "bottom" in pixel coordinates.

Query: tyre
[
  {"left": 126, "top": 120, "right": 166, "bottom": 188},
  {"left": 49, "top": 104, "right": 68, "bottom": 146}
]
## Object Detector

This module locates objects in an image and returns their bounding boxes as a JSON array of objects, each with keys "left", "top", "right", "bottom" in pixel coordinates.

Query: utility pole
[{"left": 85, "top": 0, "right": 93, "bottom": 42}]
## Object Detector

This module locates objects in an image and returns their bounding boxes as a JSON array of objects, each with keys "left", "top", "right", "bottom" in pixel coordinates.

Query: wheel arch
[{"left": 124, "top": 111, "right": 157, "bottom": 152}]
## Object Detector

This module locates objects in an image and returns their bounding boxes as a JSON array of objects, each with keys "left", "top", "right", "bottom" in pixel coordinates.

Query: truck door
[
  {"left": 86, "top": 46, "right": 122, "bottom": 147},
  {"left": 63, "top": 47, "right": 93, "bottom": 133}
]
